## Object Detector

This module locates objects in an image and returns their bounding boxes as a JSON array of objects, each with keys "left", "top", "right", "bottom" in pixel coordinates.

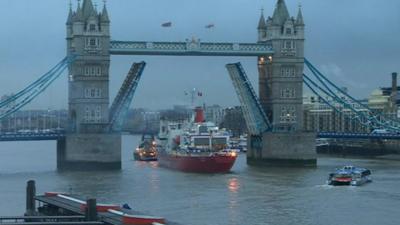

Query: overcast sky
[{"left": 0, "top": 0, "right": 399, "bottom": 110}]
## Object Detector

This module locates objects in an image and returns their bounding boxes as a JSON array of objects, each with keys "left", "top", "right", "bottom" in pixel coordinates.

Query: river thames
[{"left": 0, "top": 135, "right": 399, "bottom": 225}]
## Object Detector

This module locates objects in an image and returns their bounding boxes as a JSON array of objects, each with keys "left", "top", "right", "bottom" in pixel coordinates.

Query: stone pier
[
  {"left": 57, "top": 134, "right": 121, "bottom": 170},
  {"left": 247, "top": 132, "right": 316, "bottom": 166}
]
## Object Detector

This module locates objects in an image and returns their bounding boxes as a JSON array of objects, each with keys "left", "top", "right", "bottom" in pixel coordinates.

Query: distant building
[
  {"left": 304, "top": 73, "right": 400, "bottom": 133},
  {"left": 303, "top": 92, "right": 370, "bottom": 133},
  {"left": 0, "top": 109, "right": 68, "bottom": 133},
  {"left": 220, "top": 106, "right": 246, "bottom": 137},
  {"left": 368, "top": 73, "right": 400, "bottom": 119},
  {"left": 160, "top": 105, "right": 192, "bottom": 122},
  {"left": 204, "top": 104, "right": 224, "bottom": 126}
]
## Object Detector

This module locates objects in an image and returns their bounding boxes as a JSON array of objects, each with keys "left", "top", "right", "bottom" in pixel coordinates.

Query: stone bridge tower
[
  {"left": 58, "top": 0, "right": 121, "bottom": 170},
  {"left": 251, "top": 0, "right": 316, "bottom": 166}
]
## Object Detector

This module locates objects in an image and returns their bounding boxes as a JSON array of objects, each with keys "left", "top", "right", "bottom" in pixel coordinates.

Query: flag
[
  {"left": 161, "top": 22, "right": 172, "bottom": 27},
  {"left": 205, "top": 23, "right": 214, "bottom": 29}
]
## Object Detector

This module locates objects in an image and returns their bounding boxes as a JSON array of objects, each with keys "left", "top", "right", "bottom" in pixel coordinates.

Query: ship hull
[{"left": 158, "top": 153, "right": 237, "bottom": 173}]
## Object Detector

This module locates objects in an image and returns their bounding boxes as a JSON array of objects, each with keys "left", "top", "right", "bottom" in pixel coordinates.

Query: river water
[{"left": 0, "top": 135, "right": 399, "bottom": 225}]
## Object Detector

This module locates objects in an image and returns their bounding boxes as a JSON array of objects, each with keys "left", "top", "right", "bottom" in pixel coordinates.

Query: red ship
[{"left": 157, "top": 107, "right": 237, "bottom": 173}]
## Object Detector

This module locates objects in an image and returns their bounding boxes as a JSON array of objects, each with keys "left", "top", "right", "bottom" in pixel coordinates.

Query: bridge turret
[
  {"left": 259, "top": 0, "right": 305, "bottom": 131},
  {"left": 66, "top": 5, "right": 73, "bottom": 39},
  {"left": 72, "top": 3, "right": 84, "bottom": 36},
  {"left": 251, "top": 0, "right": 316, "bottom": 166},
  {"left": 100, "top": 4, "right": 110, "bottom": 36},
  {"left": 295, "top": 5, "right": 305, "bottom": 37},
  {"left": 59, "top": 0, "right": 121, "bottom": 170},
  {"left": 257, "top": 9, "right": 267, "bottom": 42},
  {"left": 66, "top": 0, "right": 111, "bottom": 133},
  {"left": 272, "top": 0, "right": 290, "bottom": 25}
]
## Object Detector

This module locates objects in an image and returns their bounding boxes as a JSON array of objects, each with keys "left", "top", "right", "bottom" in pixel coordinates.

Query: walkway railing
[
  {"left": 0, "top": 131, "right": 65, "bottom": 142},
  {"left": 110, "top": 40, "right": 273, "bottom": 56}
]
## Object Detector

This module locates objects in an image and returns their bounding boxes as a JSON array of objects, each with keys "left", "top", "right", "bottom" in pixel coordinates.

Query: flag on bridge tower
[
  {"left": 205, "top": 23, "right": 215, "bottom": 29},
  {"left": 161, "top": 22, "right": 172, "bottom": 27}
]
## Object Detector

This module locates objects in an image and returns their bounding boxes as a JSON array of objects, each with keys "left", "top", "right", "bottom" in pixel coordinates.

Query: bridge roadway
[
  {"left": 2, "top": 131, "right": 400, "bottom": 142},
  {"left": 109, "top": 40, "right": 273, "bottom": 56}
]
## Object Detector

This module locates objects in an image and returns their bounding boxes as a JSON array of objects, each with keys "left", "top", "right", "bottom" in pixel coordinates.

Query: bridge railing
[{"left": 109, "top": 40, "right": 273, "bottom": 56}]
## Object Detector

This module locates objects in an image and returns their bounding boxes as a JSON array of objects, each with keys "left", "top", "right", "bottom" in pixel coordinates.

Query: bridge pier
[
  {"left": 247, "top": 132, "right": 317, "bottom": 166},
  {"left": 57, "top": 134, "right": 121, "bottom": 170}
]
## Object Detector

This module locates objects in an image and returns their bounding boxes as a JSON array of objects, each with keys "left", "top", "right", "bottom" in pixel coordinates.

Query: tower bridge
[
  {"left": 7, "top": 0, "right": 399, "bottom": 169},
  {"left": 57, "top": 0, "right": 316, "bottom": 169}
]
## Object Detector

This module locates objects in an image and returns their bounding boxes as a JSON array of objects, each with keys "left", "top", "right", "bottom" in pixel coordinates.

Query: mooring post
[
  {"left": 25, "top": 180, "right": 36, "bottom": 216},
  {"left": 85, "top": 198, "right": 98, "bottom": 221}
]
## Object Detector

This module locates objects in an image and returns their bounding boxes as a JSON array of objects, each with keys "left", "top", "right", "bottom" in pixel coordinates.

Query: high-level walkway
[{"left": 109, "top": 40, "right": 273, "bottom": 56}]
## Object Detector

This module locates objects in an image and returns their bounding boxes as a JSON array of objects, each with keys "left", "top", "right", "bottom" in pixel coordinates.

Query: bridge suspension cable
[
  {"left": 0, "top": 58, "right": 68, "bottom": 108},
  {"left": 303, "top": 74, "right": 372, "bottom": 128},
  {"left": 0, "top": 56, "right": 76, "bottom": 120},
  {"left": 304, "top": 58, "right": 400, "bottom": 132}
]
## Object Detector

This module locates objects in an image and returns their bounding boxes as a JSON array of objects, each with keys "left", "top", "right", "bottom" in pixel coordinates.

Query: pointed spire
[
  {"left": 82, "top": 0, "right": 95, "bottom": 19},
  {"left": 101, "top": 1, "right": 110, "bottom": 23},
  {"left": 75, "top": 0, "right": 83, "bottom": 22},
  {"left": 296, "top": 4, "right": 304, "bottom": 25},
  {"left": 66, "top": 1, "right": 73, "bottom": 25},
  {"left": 257, "top": 8, "right": 266, "bottom": 30},
  {"left": 272, "top": 0, "right": 290, "bottom": 25}
]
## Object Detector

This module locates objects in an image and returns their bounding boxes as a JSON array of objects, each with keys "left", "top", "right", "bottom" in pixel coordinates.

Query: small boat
[
  {"left": 327, "top": 165, "right": 372, "bottom": 186},
  {"left": 229, "top": 134, "right": 247, "bottom": 153},
  {"left": 134, "top": 134, "right": 158, "bottom": 161}
]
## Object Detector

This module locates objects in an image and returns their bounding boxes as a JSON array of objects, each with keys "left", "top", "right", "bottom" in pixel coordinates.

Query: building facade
[
  {"left": 205, "top": 104, "right": 224, "bottom": 126},
  {"left": 258, "top": 0, "right": 305, "bottom": 131},
  {"left": 303, "top": 94, "right": 370, "bottom": 133}
]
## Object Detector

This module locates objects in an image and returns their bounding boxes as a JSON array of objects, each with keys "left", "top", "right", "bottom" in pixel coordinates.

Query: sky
[{"left": 0, "top": 0, "right": 399, "bottom": 110}]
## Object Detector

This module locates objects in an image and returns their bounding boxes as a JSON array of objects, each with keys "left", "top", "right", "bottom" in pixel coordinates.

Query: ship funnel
[{"left": 194, "top": 107, "right": 205, "bottom": 123}]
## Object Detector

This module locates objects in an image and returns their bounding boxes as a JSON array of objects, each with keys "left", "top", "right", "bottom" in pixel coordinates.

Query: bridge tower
[
  {"left": 250, "top": 0, "right": 316, "bottom": 166},
  {"left": 57, "top": 0, "right": 121, "bottom": 170}
]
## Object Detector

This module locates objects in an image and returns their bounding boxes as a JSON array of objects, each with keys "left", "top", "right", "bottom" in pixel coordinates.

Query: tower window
[
  {"left": 89, "top": 39, "right": 96, "bottom": 46},
  {"left": 284, "top": 41, "right": 294, "bottom": 49},
  {"left": 85, "top": 38, "right": 100, "bottom": 49},
  {"left": 280, "top": 88, "right": 296, "bottom": 98},
  {"left": 84, "top": 66, "right": 102, "bottom": 76},
  {"left": 84, "top": 88, "right": 102, "bottom": 98},
  {"left": 95, "top": 106, "right": 101, "bottom": 122},
  {"left": 281, "top": 66, "right": 296, "bottom": 77},
  {"left": 89, "top": 24, "right": 96, "bottom": 31},
  {"left": 85, "top": 107, "right": 90, "bottom": 123},
  {"left": 286, "top": 28, "right": 292, "bottom": 35}
]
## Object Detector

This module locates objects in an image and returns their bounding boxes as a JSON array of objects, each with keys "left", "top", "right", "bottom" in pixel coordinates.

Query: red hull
[{"left": 158, "top": 153, "right": 237, "bottom": 173}]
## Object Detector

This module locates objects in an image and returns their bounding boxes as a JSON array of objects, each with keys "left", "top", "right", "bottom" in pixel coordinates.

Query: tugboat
[
  {"left": 327, "top": 165, "right": 372, "bottom": 186},
  {"left": 157, "top": 107, "right": 237, "bottom": 173},
  {"left": 134, "top": 134, "right": 158, "bottom": 161}
]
